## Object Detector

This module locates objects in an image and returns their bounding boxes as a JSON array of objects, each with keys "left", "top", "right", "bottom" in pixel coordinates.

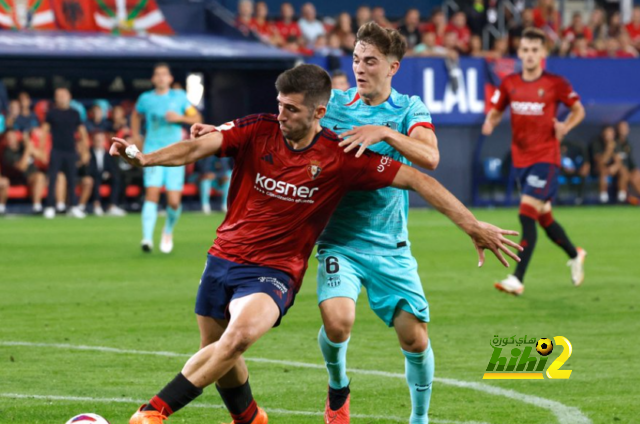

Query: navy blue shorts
[
  {"left": 515, "top": 163, "right": 560, "bottom": 201},
  {"left": 195, "top": 254, "right": 296, "bottom": 327}
]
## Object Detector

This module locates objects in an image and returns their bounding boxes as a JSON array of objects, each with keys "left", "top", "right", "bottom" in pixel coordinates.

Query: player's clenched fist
[
  {"left": 110, "top": 137, "right": 147, "bottom": 167},
  {"left": 190, "top": 123, "right": 216, "bottom": 138}
]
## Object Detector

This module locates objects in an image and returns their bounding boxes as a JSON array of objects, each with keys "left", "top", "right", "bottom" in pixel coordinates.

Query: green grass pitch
[{"left": 1, "top": 206, "right": 638, "bottom": 424}]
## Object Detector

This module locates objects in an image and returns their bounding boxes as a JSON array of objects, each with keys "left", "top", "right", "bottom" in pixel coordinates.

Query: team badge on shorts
[{"left": 307, "top": 160, "right": 322, "bottom": 180}]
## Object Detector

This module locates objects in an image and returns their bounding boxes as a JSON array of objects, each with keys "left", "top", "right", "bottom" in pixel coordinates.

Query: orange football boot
[
  {"left": 324, "top": 393, "right": 350, "bottom": 424},
  {"left": 129, "top": 405, "right": 167, "bottom": 424},
  {"left": 223, "top": 407, "right": 269, "bottom": 424}
]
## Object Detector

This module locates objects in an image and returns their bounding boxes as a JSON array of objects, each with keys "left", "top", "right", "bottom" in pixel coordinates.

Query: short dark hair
[
  {"left": 154, "top": 62, "right": 172, "bottom": 74},
  {"left": 356, "top": 21, "right": 407, "bottom": 61},
  {"left": 331, "top": 70, "right": 347, "bottom": 79},
  {"left": 522, "top": 28, "right": 547, "bottom": 44},
  {"left": 275, "top": 64, "right": 331, "bottom": 108}
]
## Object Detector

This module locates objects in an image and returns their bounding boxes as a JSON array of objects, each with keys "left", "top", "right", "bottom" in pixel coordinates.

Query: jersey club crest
[{"left": 307, "top": 160, "right": 322, "bottom": 180}]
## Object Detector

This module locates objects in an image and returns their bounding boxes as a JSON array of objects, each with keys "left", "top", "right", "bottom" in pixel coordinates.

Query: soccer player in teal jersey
[
  {"left": 131, "top": 63, "right": 201, "bottom": 254},
  {"left": 316, "top": 22, "right": 441, "bottom": 423}
]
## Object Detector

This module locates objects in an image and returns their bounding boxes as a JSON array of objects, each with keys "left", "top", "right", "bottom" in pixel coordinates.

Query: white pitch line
[
  {"left": 0, "top": 393, "right": 486, "bottom": 424},
  {"left": 1, "top": 341, "right": 591, "bottom": 424}
]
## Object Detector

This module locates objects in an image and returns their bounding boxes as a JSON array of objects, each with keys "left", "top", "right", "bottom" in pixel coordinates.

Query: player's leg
[
  {"left": 511, "top": 194, "right": 544, "bottom": 284},
  {"left": 538, "top": 201, "right": 586, "bottom": 286},
  {"left": 160, "top": 167, "right": 185, "bottom": 254},
  {"left": 196, "top": 156, "right": 215, "bottom": 214},
  {"left": 141, "top": 166, "right": 162, "bottom": 252},
  {"left": 214, "top": 158, "right": 232, "bottom": 212},
  {"left": 44, "top": 151, "right": 62, "bottom": 217},
  {"left": 29, "top": 171, "right": 45, "bottom": 213},
  {"left": 316, "top": 248, "right": 363, "bottom": 419},
  {"left": 365, "top": 252, "right": 432, "bottom": 424},
  {"left": 132, "top": 296, "right": 278, "bottom": 424},
  {"left": 393, "top": 310, "right": 432, "bottom": 424},
  {"left": 617, "top": 166, "right": 629, "bottom": 203},
  {"left": 0, "top": 176, "right": 8, "bottom": 215}
]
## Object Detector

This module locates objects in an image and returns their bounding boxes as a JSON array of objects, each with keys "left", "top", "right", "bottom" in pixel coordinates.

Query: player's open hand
[
  {"left": 338, "top": 125, "right": 391, "bottom": 158},
  {"left": 469, "top": 221, "right": 523, "bottom": 268},
  {"left": 110, "top": 137, "right": 146, "bottom": 167},
  {"left": 191, "top": 123, "right": 216, "bottom": 138}
]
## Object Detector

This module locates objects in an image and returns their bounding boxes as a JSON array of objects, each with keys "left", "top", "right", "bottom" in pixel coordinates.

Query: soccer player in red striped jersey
[
  {"left": 111, "top": 64, "right": 521, "bottom": 424},
  {"left": 483, "top": 28, "right": 587, "bottom": 296}
]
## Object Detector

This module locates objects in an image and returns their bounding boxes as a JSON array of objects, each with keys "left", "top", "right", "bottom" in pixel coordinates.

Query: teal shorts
[
  {"left": 144, "top": 166, "right": 185, "bottom": 191},
  {"left": 316, "top": 245, "right": 429, "bottom": 327}
]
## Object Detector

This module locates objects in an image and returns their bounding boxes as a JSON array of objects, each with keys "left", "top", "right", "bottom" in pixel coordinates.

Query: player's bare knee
[
  {"left": 400, "top": 334, "right": 428, "bottom": 353},
  {"left": 324, "top": 317, "right": 352, "bottom": 343},
  {"left": 221, "top": 330, "right": 255, "bottom": 357}
]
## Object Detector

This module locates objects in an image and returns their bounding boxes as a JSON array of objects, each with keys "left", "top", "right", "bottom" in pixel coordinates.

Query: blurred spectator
[
  {"left": 13, "top": 92, "right": 40, "bottom": 135},
  {"left": 236, "top": 0, "right": 254, "bottom": 37},
  {"left": 603, "top": 36, "right": 635, "bottom": 57},
  {"left": 447, "top": 11, "right": 472, "bottom": 53},
  {"left": 42, "top": 87, "right": 88, "bottom": 219},
  {"left": 413, "top": 31, "right": 451, "bottom": 57},
  {"left": 509, "top": 8, "right": 535, "bottom": 54},
  {"left": 422, "top": 9, "right": 447, "bottom": 46},
  {"left": 331, "top": 12, "right": 354, "bottom": 51},
  {"left": 1, "top": 129, "right": 46, "bottom": 214},
  {"left": 275, "top": 2, "right": 302, "bottom": 47},
  {"left": 111, "top": 105, "right": 130, "bottom": 134},
  {"left": 466, "top": 0, "right": 487, "bottom": 36},
  {"left": 5, "top": 100, "right": 20, "bottom": 129},
  {"left": 468, "top": 34, "right": 486, "bottom": 57},
  {"left": 0, "top": 172, "right": 7, "bottom": 215},
  {"left": 252, "top": 2, "right": 282, "bottom": 46},
  {"left": 76, "top": 135, "right": 94, "bottom": 215},
  {"left": 488, "top": 37, "right": 509, "bottom": 58},
  {"left": 372, "top": 6, "right": 393, "bottom": 29},
  {"left": 608, "top": 11, "right": 623, "bottom": 38},
  {"left": 398, "top": 8, "right": 421, "bottom": 51},
  {"left": 88, "top": 131, "right": 126, "bottom": 216},
  {"left": 568, "top": 35, "right": 599, "bottom": 57},
  {"left": 298, "top": 2, "right": 325, "bottom": 48},
  {"left": 560, "top": 140, "right": 591, "bottom": 204},
  {"left": 86, "top": 104, "right": 113, "bottom": 133},
  {"left": 314, "top": 34, "right": 339, "bottom": 56},
  {"left": 625, "top": 6, "right": 640, "bottom": 49},
  {"left": 563, "top": 12, "right": 593, "bottom": 46},
  {"left": 589, "top": 8, "right": 608, "bottom": 42},
  {"left": 533, "top": 0, "right": 560, "bottom": 35},
  {"left": 353, "top": 5, "right": 371, "bottom": 33},
  {"left": 617, "top": 121, "right": 640, "bottom": 201},
  {"left": 590, "top": 125, "right": 627, "bottom": 203},
  {"left": 618, "top": 32, "right": 639, "bottom": 57},
  {"left": 331, "top": 70, "right": 350, "bottom": 91}
]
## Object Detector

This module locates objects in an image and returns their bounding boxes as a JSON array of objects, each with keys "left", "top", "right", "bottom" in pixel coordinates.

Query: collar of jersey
[
  {"left": 344, "top": 90, "right": 402, "bottom": 109},
  {"left": 282, "top": 129, "right": 324, "bottom": 153}
]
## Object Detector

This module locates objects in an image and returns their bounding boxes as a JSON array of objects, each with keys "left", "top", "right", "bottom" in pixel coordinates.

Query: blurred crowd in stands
[
  {"left": 0, "top": 88, "right": 138, "bottom": 217},
  {"left": 235, "top": 0, "right": 640, "bottom": 59}
]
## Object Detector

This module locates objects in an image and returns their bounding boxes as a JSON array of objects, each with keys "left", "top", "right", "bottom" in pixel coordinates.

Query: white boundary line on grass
[
  {"left": 0, "top": 393, "right": 486, "bottom": 424},
  {"left": 0, "top": 341, "right": 592, "bottom": 424}
]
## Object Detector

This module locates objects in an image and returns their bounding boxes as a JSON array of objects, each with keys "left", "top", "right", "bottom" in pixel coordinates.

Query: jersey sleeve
[
  {"left": 216, "top": 114, "right": 262, "bottom": 158},
  {"left": 556, "top": 77, "right": 580, "bottom": 107},
  {"left": 135, "top": 93, "right": 148, "bottom": 114},
  {"left": 342, "top": 150, "right": 402, "bottom": 191},
  {"left": 490, "top": 80, "right": 510, "bottom": 112},
  {"left": 405, "top": 96, "right": 434, "bottom": 135}
]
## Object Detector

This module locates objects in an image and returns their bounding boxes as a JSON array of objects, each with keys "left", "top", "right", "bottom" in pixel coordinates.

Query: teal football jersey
[
  {"left": 318, "top": 87, "right": 433, "bottom": 255},
  {"left": 136, "top": 89, "right": 192, "bottom": 153}
]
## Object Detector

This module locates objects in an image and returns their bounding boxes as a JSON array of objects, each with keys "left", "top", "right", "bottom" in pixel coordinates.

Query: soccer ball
[
  {"left": 536, "top": 338, "right": 554, "bottom": 356},
  {"left": 65, "top": 414, "right": 111, "bottom": 424}
]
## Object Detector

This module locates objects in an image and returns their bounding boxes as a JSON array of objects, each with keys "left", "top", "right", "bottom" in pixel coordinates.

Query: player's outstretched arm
[
  {"left": 391, "top": 165, "right": 522, "bottom": 267},
  {"left": 482, "top": 108, "right": 504, "bottom": 136},
  {"left": 109, "top": 131, "right": 223, "bottom": 167}
]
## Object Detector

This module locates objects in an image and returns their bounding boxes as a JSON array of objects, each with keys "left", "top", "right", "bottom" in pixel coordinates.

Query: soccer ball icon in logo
[
  {"left": 536, "top": 338, "right": 554, "bottom": 356},
  {"left": 65, "top": 414, "right": 111, "bottom": 424}
]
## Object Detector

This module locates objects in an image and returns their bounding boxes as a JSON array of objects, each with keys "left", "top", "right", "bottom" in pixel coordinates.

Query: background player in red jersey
[
  {"left": 483, "top": 28, "right": 587, "bottom": 296},
  {"left": 111, "top": 64, "right": 521, "bottom": 424}
]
